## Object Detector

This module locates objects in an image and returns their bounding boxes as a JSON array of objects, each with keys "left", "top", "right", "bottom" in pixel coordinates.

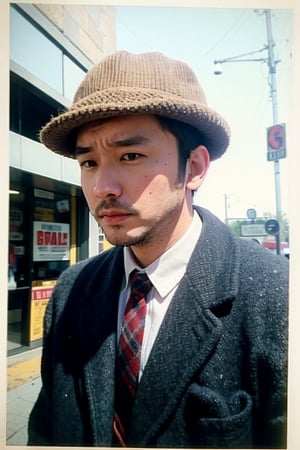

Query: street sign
[
  {"left": 265, "top": 218, "right": 280, "bottom": 235},
  {"left": 241, "top": 223, "right": 267, "bottom": 237},
  {"left": 246, "top": 208, "right": 256, "bottom": 220},
  {"left": 267, "top": 123, "right": 286, "bottom": 161}
]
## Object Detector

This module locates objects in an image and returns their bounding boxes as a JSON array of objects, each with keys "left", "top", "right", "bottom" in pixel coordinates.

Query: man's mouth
[{"left": 98, "top": 210, "right": 132, "bottom": 225}]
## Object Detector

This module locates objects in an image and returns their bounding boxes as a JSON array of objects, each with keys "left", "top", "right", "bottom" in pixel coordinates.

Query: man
[{"left": 28, "top": 51, "right": 288, "bottom": 448}]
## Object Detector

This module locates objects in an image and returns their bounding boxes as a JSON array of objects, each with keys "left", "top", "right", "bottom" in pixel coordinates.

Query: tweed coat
[{"left": 28, "top": 207, "right": 288, "bottom": 448}]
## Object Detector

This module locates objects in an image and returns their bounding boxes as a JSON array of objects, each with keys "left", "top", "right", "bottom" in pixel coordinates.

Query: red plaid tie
[
  {"left": 118, "top": 270, "right": 152, "bottom": 395},
  {"left": 114, "top": 270, "right": 152, "bottom": 445}
]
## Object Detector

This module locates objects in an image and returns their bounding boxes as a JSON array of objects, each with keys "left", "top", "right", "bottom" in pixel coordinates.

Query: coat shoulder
[
  {"left": 239, "top": 238, "right": 289, "bottom": 286},
  {"left": 45, "top": 246, "right": 122, "bottom": 321},
  {"left": 57, "top": 246, "right": 121, "bottom": 286}
]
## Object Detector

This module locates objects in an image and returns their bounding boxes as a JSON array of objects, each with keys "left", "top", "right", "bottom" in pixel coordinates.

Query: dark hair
[{"left": 155, "top": 115, "right": 209, "bottom": 182}]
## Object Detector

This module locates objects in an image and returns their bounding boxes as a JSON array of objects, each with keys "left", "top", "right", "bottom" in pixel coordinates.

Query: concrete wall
[{"left": 35, "top": 4, "right": 116, "bottom": 63}]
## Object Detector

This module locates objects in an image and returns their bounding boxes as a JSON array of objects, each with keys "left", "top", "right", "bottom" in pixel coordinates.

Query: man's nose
[{"left": 92, "top": 167, "right": 122, "bottom": 199}]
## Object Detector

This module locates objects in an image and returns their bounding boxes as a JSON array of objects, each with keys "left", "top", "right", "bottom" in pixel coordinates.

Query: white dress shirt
[{"left": 118, "top": 210, "right": 202, "bottom": 380}]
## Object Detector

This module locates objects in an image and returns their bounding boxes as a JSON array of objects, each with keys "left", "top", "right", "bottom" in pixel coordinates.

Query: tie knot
[{"left": 129, "top": 270, "right": 152, "bottom": 302}]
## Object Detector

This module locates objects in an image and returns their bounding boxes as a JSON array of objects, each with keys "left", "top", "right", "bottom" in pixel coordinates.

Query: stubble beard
[
  {"left": 92, "top": 185, "right": 186, "bottom": 250},
  {"left": 94, "top": 202, "right": 183, "bottom": 250},
  {"left": 102, "top": 223, "right": 154, "bottom": 248}
]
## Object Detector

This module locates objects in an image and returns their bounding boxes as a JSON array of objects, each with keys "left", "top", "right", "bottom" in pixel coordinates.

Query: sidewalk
[{"left": 6, "top": 347, "right": 42, "bottom": 446}]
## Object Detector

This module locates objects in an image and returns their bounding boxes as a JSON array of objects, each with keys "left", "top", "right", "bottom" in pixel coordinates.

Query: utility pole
[
  {"left": 264, "top": 9, "right": 282, "bottom": 255},
  {"left": 224, "top": 194, "right": 229, "bottom": 224},
  {"left": 214, "top": 9, "right": 284, "bottom": 255}
]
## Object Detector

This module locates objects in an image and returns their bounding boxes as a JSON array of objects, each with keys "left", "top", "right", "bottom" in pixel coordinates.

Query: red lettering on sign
[
  {"left": 60, "top": 232, "right": 68, "bottom": 246},
  {"left": 44, "top": 231, "right": 51, "bottom": 245},
  {"left": 50, "top": 233, "right": 57, "bottom": 245},
  {"left": 32, "top": 287, "right": 54, "bottom": 301},
  {"left": 36, "top": 230, "right": 68, "bottom": 246},
  {"left": 37, "top": 230, "right": 44, "bottom": 245}
]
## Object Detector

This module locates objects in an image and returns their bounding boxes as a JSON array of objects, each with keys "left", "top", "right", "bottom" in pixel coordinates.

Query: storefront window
[
  {"left": 8, "top": 189, "right": 29, "bottom": 353},
  {"left": 8, "top": 190, "right": 27, "bottom": 289},
  {"left": 7, "top": 184, "right": 73, "bottom": 353},
  {"left": 29, "top": 189, "right": 71, "bottom": 344}
]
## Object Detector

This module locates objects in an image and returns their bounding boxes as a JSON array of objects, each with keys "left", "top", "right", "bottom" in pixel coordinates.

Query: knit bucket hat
[{"left": 40, "top": 51, "right": 230, "bottom": 160}]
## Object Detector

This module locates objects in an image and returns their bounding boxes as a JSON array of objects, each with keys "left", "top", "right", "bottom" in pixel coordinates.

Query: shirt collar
[{"left": 123, "top": 209, "right": 202, "bottom": 298}]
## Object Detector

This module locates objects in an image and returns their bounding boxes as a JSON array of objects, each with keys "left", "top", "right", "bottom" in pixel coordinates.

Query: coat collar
[{"left": 189, "top": 206, "right": 241, "bottom": 306}]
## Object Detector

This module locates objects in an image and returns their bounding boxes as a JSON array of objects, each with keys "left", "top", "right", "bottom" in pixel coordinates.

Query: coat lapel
[
  {"left": 129, "top": 207, "right": 241, "bottom": 445},
  {"left": 130, "top": 276, "right": 223, "bottom": 445}
]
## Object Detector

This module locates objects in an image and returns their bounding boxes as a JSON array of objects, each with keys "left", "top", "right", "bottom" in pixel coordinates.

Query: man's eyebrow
[
  {"left": 110, "top": 135, "right": 150, "bottom": 147},
  {"left": 74, "top": 135, "right": 149, "bottom": 156}
]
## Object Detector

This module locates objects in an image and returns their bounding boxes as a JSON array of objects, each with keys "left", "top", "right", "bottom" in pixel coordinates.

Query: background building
[{"left": 8, "top": 3, "right": 116, "bottom": 355}]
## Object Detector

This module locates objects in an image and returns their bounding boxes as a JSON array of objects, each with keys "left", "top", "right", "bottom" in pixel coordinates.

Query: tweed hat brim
[{"left": 40, "top": 51, "right": 230, "bottom": 160}]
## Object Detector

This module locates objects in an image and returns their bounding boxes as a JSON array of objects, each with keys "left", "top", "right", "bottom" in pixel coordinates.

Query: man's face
[{"left": 75, "top": 115, "right": 201, "bottom": 262}]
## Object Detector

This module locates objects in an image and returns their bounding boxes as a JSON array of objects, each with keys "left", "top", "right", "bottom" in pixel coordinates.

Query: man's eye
[
  {"left": 121, "top": 153, "right": 142, "bottom": 161},
  {"left": 79, "top": 160, "right": 96, "bottom": 168}
]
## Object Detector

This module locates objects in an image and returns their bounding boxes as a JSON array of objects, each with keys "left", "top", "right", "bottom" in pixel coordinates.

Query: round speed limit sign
[{"left": 267, "top": 124, "right": 285, "bottom": 151}]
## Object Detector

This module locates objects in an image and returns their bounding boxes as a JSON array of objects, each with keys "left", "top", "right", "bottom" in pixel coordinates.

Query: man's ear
[{"left": 186, "top": 145, "right": 210, "bottom": 191}]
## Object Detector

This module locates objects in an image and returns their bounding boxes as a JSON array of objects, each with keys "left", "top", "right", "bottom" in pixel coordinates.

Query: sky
[{"left": 115, "top": 6, "right": 292, "bottom": 222}]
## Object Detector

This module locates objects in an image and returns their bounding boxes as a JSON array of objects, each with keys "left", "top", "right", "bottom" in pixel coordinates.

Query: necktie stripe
[
  {"left": 118, "top": 272, "right": 150, "bottom": 390},
  {"left": 114, "top": 270, "right": 152, "bottom": 445}
]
